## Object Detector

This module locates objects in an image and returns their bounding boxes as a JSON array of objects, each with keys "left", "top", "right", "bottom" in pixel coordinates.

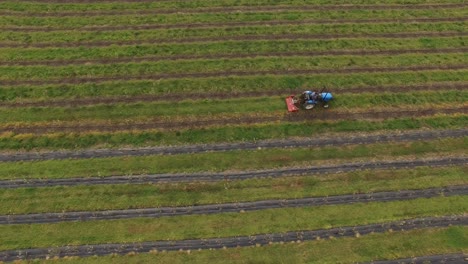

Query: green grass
[
  {"left": 0, "top": 90, "right": 465, "bottom": 123},
  {"left": 1, "top": 37, "right": 466, "bottom": 62},
  {"left": 1, "top": 71, "right": 466, "bottom": 101},
  {"left": 1, "top": 0, "right": 464, "bottom": 12},
  {"left": 0, "top": 196, "right": 466, "bottom": 251},
  {"left": 0, "top": 115, "right": 465, "bottom": 150},
  {"left": 23, "top": 227, "right": 467, "bottom": 264},
  {"left": 1, "top": 166, "right": 466, "bottom": 214},
  {"left": 2, "top": 9, "right": 467, "bottom": 27},
  {"left": 2, "top": 22, "right": 465, "bottom": 44},
  {"left": 0, "top": 137, "right": 465, "bottom": 179},
  {"left": 1, "top": 53, "right": 467, "bottom": 81}
]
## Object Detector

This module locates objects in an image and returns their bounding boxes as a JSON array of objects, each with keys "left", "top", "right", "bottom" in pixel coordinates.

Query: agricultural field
[{"left": 0, "top": 0, "right": 467, "bottom": 263}]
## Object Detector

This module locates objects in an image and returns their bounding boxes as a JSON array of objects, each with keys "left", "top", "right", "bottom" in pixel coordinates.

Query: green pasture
[
  {"left": 0, "top": 196, "right": 466, "bottom": 250},
  {"left": 1, "top": 166, "right": 466, "bottom": 214},
  {"left": 0, "top": 137, "right": 465, "bottom": 179}
]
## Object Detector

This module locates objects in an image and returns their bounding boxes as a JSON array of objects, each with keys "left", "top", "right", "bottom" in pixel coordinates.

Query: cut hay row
[
  {"left": 1, "top": 128, "right": 465, "bottom": 162},
  {"left": 2, "top": 37, "right": 466, "bottom": 62},
  {"left": 0, "top": 114, "right": 465, "bottom": 150},
  {"left": 2, "top": 186, "right": 467, "bottom": 224},
  {"left": 1, "top": 2, "right": 465, "bottom": 15},
  {"left": 0, "top": 165, "right": 465, "bottom": 214},
  {"left": 1, "top": 22, "right": 465, "bottom": 47},
  {"left": 1, "top": 11, "right": 466, "bottom": 29},
  {"left": 1, "top": 83, "right": 466, "bottom": 107},
  {"left": 1, "top": 105, "right": 466, "bottom": 134},
  {"left": 0, "top": 213, "right": 465, "bottom": 260}
]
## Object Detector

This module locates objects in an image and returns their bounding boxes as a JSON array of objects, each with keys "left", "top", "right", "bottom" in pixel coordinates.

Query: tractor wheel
[{"left": 305, "top": 104, "right": 315, "bottom": 110}]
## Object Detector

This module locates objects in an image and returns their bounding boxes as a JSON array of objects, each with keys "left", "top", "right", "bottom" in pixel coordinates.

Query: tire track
[
  {"left": 0, "top": 215, "right": 465, "bottom": 262},
  {"left": 1, "top": 64, "right": 467, "bottom": 86},
  {"left": 1, "top": 128, "right": 466, "bottom": 162},
  {"left": 0, "top": 186, "right": 466, "bottom": 225},
  {"left": 4, "top": 17, "right": 467, "bottom": 32},
  {"left": 2, "top": 83, "right": 466, "bottom": 108},
  {"left": 1, "top": 157, "right": 466, "bottom": 189},
  {"left": 1, "top": 106, "right": 466, "bottom": 134},
  {"left": 1, "top": 3, "right": 465, "bottom": 17},
  {"left": 0, "top": 32, "right": 466, "bottom": 49},
  {"left": 2, "top": 48, "right": 467, "bottom": 67},
  {"left": 367, "top": 253, "right": 468, "bottom": 264}
]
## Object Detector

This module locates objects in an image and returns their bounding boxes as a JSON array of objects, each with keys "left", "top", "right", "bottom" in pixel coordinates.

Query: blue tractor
[{"left": 291, "top": 90, "right": 333, "bottom": 110}]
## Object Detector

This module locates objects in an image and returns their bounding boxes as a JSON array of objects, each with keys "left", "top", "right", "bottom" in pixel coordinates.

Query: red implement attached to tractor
[{"left": 285, "top": 95, "right": 299, "bottom": 112}]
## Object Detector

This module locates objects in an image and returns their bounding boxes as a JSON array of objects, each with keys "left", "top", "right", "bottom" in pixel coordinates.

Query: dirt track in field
[
  {"left": 0, "top": 106, "right": 466, "bottom": 134},
  {"left": 1, "top": 186, "right": 466, "bottom": 224},
  {"left": 1, "top": 64, "right": 467, "bottom": 87},
  {"left": 3, "top": 17, "right": 466, "bottom": 32},
  {"left": 2, "top": 48, "right": 467, "bottom": 67},
  {"left": 1, "top": 157, "right": 466, "bottom": 188},
  {"left": 1, "top": 3, "right": 465, "bottom": 17},
  {"left": 1, "top": 128, "right": 466, "bottom": 162},
  {"left": 0, "top": 215, "right": 465, "bottom": 261},
  {"left": 1, "top": 83, "right": 465, "bottom": 108},
  {"left": 0, "top": 32, "right": 466, "bottom": 49},
  {"left": 370, "top": 254, "right": 467, "bottom": 264}
]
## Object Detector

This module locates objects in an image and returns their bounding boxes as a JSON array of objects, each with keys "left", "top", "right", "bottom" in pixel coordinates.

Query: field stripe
[
  {"left": 1, "top": 128, "right": 466, "bottom": 162},
  {"left": 0, "top": 157, "right": 466, "bottom": 188},
  {"left": 2, "top": 48, "right": 467, "bottom": 67},
  {"left": 1, "top": 186, "right": 466, "bottom": 224},
  {"left": 3, "top": 17, "right": 467, "bottom": 32},
  {"left": 0, "top": 215, "right": 465, "bottom": 261},
  {"left": 1, "top": 3, "right": 466, "bottom": 17},
  {"left": 368, "top": 253, "right": 467, "bottom": 264},
  {"left": 1, "top": 64, "right": 467, "bottom": 86},
  {"left": 0, "top": 32, "right": 466, "bottom": 49},
  {"left": 2, "top": 106, "right": 466, "bottom": 134}
]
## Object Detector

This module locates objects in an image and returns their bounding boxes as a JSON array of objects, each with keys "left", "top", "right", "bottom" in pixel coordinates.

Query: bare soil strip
[
  {"left": 1, "top": 186, "right": 466, "bottom": 224},
  {"left": 2, "top": 83, "right": 466, "bottom": 108},
  {"left": 3, "top": 17, "right": 467, "bottom": 32},
  {"left": 1, "top": 128, "right": 466, "bottom": 162},
  {"left": 0, "top": 215, "right": 465, "bottom": 262},
  {"left": 0, "top": 106, "right": 466, "bottom": 134},
  {"left": 1, "top": 3, "right": 465, "bottom": 17},
  {"left": 1, "top": 64, "right": 467, "bottom": 86},
  {"left": 1, "top": 157, "right": 466, "bottom": 189},
  {"left": 3, "top": 48, "right": 467, "bottom": 67},
  {"left": 0, "top": 32, "right": 465, "bottom": 49},
  {"left": 369, "top": 253, "right": 467, "bottom": 264}
]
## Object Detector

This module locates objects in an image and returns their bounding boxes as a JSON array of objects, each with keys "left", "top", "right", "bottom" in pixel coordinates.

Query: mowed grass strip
[
  {"left": 1, "top": 166, "right": 466, "bottom": 214},
  {"left": 1, "top": 37, "right": 466, "bottom": 62},
  {"left": 1, "top": 22, "right": 465, "bottom": 44},
  {"left": 2, "top": 0, "right": 465, "bottom": 12},
  {"left": 38, "top": 227, "right": 468, "bottom": 264},
  {"left": 2, "top": 9, "right": 467, "bottom": 27},
  {"left": 0, "top": 137, "right": 466, "bottom": 179},
  {"left": 1, "top": 115, "right": 466, "bottom": 150},
  {"left": 0, "top": 90, "right": 465, "bottom": 123},
  {"left": 0, "top": 196, "right": 466, "bottom": 251},
  {"left": 1, "top": 53, "right": 467, "bottom": 81},
  {"left": 2, "top": 71, "right": 466, "bottom": 101}
]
